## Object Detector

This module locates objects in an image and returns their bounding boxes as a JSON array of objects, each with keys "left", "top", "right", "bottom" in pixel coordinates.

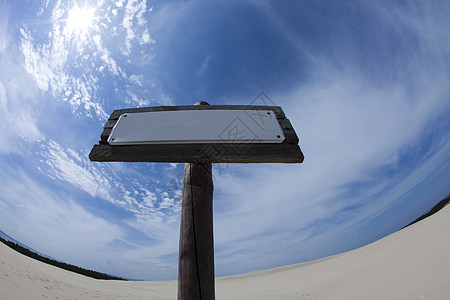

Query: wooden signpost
[{"left": 89, "top": 102, "right": 304, "bottom": 300}]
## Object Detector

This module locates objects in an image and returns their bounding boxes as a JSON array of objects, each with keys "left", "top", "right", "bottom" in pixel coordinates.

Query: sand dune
[{"left": 2, "top": 204, "right": 450, "bottom": 300}]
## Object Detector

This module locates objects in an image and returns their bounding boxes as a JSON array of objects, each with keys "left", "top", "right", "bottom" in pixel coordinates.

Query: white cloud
[
  {"left": 124, "top": 90, "right": 150, "bottom": 107},
  {"left": 129, "top": 74, "right": 143, "bottom": 86},
  {"left": 50, "top": 0, "right": 65, "bottom": 22},
  {"left": 34, "top": 139, "right": 183, "bottom": 276},
  {"left": 40, "top": 139, "right": 182, "bottom": 224},
  {"left": 0, "top": 161, "right": 179, "bottom": 279},
  {"left": 0, "top": 2, "right": 10, "bottom": 53},
  {"left": 0, "top": 82, "right": 42, "bottom": 153},
  {"left": 3, "top": 0, "right": 449, "bottom": 280},
  {"left": 43, "top": 140, "right": 115, "bottom": 201},
  {"left": 17, "top": 0, "right": 164, "bottom": 120},
  {"left": 37, "top": 0, "right": 50, "bottom": 16},
  {"left": 157, "top": 93, "right": 174, "bottom": 106},
  {"left": 140, "top": 28, "right": 155, "bottom": 45},
  {"left": 92, "top": 34, "right": 124, "bottom": 77},
  {"left": 19, "top": 24, "right": 108, "bottom": 120},
  {"left": 20, "top": 27, "right": 57, "bottom": 92},
  {"left": 0, "top": 163, "right": 124, "bottom": 273},
  {"left": 115, "top": 0, "right": 126, "bottom": 8},
  {"left": 141, "top": 188, "right": 157, "bottom": 208},
  {"left": 18, "top": 1, "right": 158, "bottom": 120},
  {"left": 197, "top": 55, "right": 212, "bottom": 75},
  {"left": 0, "top": 17, "right": 43, "bottom": 153},
  {"left": 122, "top": 0, "right": 151, "bottom": 55},
  {"left": 209, "top": 0, "right": 450, "bottom": 275}
]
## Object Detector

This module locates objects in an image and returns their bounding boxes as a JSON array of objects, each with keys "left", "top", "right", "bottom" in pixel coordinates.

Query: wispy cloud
[
  {"left": 18, "top": 0, "right": 156, "bottom": 119},
  {"left": 197, "top": 54, "right": 212, "bottom": 75},
  {"left": 0, "top": 162, "right": 124, "bottom": 272},
  {"left": 0, "top": 81, "right": 42, "bottom": 154},
  {"left": 39, "top": 139, "right": 182, "bottom": 215},
  {"left": 19, "top": 24, "right": 108, "bottom": 119},
  {"left": 92, "top": 34, "right": 124, "bottom": 77},
  {"left": 42, "top": 140, "right": 114, "bottom": 201},
  {"left": 122, "top": 0, "right": 154, "bottom": 56},
  {"left": 0, "top": 13, "right": 43, "bottom": 154},
  {"left": 2, "top": 0, "right": 449, "bottom": 281},
  {"left": 38, "top": 137, "right": 183, "bottom": 249},
  {"left": 0, "top": 2, "right": 10, "bottom": 53},
  {"left": 0, "top": 135, "right": 184, "bottom": 278},
  {"left": 209, "top": 0, "right": 450, "bottom": 275}
]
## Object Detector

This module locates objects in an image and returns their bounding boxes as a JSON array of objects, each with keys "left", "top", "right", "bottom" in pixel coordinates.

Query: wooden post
[
  {"left": 178, "top": 102, "right": 215, "bottom": 300},
  {"left": 88, "top": 102, "right": 303, "bottom": 299}
]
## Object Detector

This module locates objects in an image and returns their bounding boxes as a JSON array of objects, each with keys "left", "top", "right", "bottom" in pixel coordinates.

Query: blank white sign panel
[{"left": 108, "top": 110, "right": 285, "bottom": 145}]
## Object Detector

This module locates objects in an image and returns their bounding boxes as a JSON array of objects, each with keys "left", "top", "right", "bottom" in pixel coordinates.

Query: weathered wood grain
[
  {"left": 278, "top": 118, "right": 299, "bottom": 145},
  {"left": 102, "top": 120, "right": 117, "bottom": 129},
  {"left": 178, "top": 163, "right": 215, "bottom": 300},
  {"left": 100, "top": 128, "right": 112, "bottom": 144},
  {"left": 89, "top": 143, "right": 304, "bottom": 163}
]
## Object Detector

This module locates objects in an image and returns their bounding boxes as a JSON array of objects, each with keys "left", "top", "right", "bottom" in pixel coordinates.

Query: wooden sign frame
[{"left": 89, "top": 105, "right": 304, "bottom": 163}]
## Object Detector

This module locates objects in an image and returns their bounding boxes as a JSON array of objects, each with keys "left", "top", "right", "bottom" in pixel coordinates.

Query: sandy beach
[{"left": 1, "top": 204, "right": 450, "bottom": 300}]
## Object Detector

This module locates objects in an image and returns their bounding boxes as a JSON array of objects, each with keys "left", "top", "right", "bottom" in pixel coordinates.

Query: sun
[{"left": 65, "top": 4, "right": 95, "bottom": 35}]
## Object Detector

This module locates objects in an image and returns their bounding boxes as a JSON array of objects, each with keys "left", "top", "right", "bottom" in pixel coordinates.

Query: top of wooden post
[{"left": 195, "top": 101, "right": 210, "bottom": 106}]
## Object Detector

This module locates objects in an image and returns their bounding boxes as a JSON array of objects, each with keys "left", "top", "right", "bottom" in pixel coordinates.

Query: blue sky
[{"left": 0, "top": 0, "right": 449, "bottom": 280}]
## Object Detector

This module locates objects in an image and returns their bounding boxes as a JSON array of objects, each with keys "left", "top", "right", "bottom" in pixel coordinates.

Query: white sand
[{"left": 2, "top": 204, "right": 450, "bottom": 300}]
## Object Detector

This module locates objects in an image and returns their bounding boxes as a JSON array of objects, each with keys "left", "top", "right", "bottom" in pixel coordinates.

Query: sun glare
[{"left": 66, "top": 5, "right": 95, "bottom": 35}]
